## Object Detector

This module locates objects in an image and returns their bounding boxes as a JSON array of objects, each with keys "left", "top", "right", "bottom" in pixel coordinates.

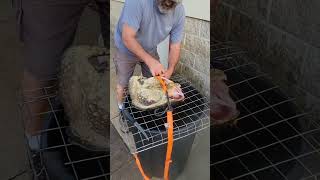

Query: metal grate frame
[
  {"left": 211, "top": 42, "right": 320, "bottom": 180},
  {"left": 18, "top": 79, "right": 110, "bottom": 180},
  {"left": 118, "top": 75, "right": 210, "bottom": 154}
]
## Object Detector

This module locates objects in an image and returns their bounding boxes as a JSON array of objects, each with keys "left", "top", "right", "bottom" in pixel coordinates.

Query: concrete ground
[{"left": 110, "top": 46, "right": 144, "bottom": 179}]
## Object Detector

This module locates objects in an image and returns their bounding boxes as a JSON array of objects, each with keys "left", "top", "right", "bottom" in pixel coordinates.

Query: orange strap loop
[{"left": 133, "top": 154, "right": 151, "bottom": 180}]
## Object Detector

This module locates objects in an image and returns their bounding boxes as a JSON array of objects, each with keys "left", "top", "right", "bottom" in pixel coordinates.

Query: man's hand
[
  {"left": 164, "top": 43, "right": 181, "bottom": 79},
  {"left": 163, "top": 67, "right": 174, "bottom": 79},
  {"left": 146, "top": 58, "right": 165, "bottom": 76},
  {"left": 122, "top": 23, "right": 165, "bottom": 76}
]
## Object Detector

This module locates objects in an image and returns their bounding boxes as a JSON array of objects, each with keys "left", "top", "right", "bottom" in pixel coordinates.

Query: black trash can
[{"left": 122, "top": 81, "right": 206, "bottom": 179}]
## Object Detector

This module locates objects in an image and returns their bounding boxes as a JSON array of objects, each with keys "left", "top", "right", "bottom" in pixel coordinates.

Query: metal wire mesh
[
  {"left": 118, "top": 75, "right": 210, "bottom": 154},
  {"left": 211, "top": 42, "right": 320, "bottom": 180},
  {"left": 18, "top": 79, "right": 110, "bottom": 180}
]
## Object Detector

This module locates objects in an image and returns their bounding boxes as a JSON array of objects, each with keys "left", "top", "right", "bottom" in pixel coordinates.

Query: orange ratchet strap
[
  {"left": 134, "top": 76, "right": 174, "bottom": 180},
  {"left": 133, "top": 154, "right": 150, "bottom": 180},
  {"left": 156, "top": 76, "right": 174, "bottom": 180}
]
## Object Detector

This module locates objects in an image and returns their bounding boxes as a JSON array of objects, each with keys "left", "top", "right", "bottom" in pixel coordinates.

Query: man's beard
[{"left": 157, "top": 0, "right": 177, "bottom": 14}]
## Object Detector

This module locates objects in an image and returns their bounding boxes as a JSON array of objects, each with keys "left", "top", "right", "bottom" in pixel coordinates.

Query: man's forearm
[{"left": 167, "top": 43, "right": 181, "bottom": 71}]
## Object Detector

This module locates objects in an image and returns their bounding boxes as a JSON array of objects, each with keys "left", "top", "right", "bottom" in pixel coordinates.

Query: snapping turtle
[
  {"left": 59, "top": 46, "right": 109, "bottom": 151},
  {"left": 129, "top": 76, "right": 184, "bottom": 110},
  {"left": 211, "top": 69, "right": 239, "bottom": 125}
]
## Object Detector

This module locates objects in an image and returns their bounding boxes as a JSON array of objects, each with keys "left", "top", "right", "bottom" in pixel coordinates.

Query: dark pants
[{"left": 13, "top": 0, "right": 109, "bottom": 79}]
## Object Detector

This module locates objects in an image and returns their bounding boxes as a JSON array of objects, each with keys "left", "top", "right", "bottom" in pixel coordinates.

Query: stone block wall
[
  {"left": 213, "top": 0, "right": 320, "bottom": 120},
  {"left": 176, "top": 17, "right": 210, "bottom": 97}
]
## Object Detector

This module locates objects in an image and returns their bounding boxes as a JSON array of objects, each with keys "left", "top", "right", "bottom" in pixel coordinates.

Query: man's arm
[
  {"left": 164, "top": 42, "right": 181, "bottom": 79},
  {"left": 122, "top": 23, "right": 165, "bottom": 76},
  {"left": 164, "top": 4, "right": 185, "bottom": 79}
]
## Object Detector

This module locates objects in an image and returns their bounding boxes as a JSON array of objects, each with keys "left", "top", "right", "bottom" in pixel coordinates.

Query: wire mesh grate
[
  {"left": 18, "top": 79, "right": 110, "bottom": 180},
  {"left": 211, "top": 42, "right": 320, "bottom": 180},
  {"left": 118, "top": 75, "right": 210, "bottom": 154}
]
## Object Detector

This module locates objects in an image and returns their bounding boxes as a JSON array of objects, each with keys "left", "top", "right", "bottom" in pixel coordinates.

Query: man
[
  {"left": 113, "top": 0, "right": 185, "bottom": 108},
  {"left": 14, "top": 0, "right": 109, "bottom": 150}
]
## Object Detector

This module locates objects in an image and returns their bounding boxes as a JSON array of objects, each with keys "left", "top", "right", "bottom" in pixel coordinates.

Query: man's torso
[{"left": 114, "top": 0, "right": 183, "bottom": 56}]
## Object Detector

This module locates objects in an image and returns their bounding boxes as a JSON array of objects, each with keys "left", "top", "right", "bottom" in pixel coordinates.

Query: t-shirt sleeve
[
  {"left": 121, "top": 0, "right": 143, "bottom": 31},
  {"left": 170, "top": 5, "right": 186, "bottom": 43}
]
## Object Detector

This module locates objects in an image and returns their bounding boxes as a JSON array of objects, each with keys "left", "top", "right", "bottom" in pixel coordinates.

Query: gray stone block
[
  {"left": 177, "top": 64, "right": 209, "bottom": 97},
  {"left": 175, "top": 62, "right": 184, "bottom": 74},
  {"left": 229, "top": 10, "right": 270, "bottom": 61},
  {"left": 184, "top": 34, "right": 210, "bottom": 58},
  {"left": 263, "top": 29, "right": 307, "bottom": 86},
  {"left": 300, "top": 46, "right": 320, "bottom": 98},
  {"left": 200, "top": 20, "right": 210, "bottom": 39},
  {"left": 270, "top": 0, "right": 320, "bottom": 47},
  {"left": 223, "top": 0, "right": 269, "bottom": 21},
  {"left": 180, "top": 49, "right": 195, "bottom": 68},
  {"left": 194, "top": 54, "right": 210, "bottom": 75},
  {"left": 185, "top": 17, "right": 201, "bottom": 36},
  {"left": 180, "top": 32, "right": 186, "bottom": 49}
]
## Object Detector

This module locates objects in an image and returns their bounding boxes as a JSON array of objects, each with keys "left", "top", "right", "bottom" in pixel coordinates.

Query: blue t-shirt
[{"left": 114, "top": 0, "right": 185, "bottom": 56}]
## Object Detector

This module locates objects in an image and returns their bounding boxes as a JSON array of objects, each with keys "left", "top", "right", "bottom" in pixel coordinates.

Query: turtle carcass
[
  {"left": 129, "top": 76, "right": 185, "bottom": 110},
  {"left": 59, "top": 46, "right": 109, "bottom": 151},
  {"left": 211, "top": 69, "right": 239, "bottom": 125}
]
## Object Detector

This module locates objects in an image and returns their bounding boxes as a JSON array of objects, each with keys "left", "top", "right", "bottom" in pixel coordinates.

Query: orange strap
[
  {"left": 156, "top": 76, "right": 168, "bottom": 92},
  {"left": 164, "top": 111, "right": 174, "bottom": 180},
  {"left": 133, "top": 154, "right": 151, "bottom": 180},
  {"left": 156, "top": 76, "right": 174, "bottom": 180},
  {"left": 134, "top": 76, "right": 174, "bottom": 180}
]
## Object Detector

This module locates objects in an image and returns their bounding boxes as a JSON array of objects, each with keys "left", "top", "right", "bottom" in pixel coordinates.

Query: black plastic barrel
[{"left": 123, "top": 83, "right": 206, "bottom": 179}]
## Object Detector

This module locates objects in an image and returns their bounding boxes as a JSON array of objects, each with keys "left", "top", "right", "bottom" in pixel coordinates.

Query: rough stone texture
[
  {"left": 184, "top": 17, "right": 201, "bottom": 36},
  {"left": 59, "top": 46, "right": 109, "bottom": 151},
  {"left": 212, "top": 3, "right": 230, "bottom": 41},
  {"left": 223, "top": 0, "right": 269, "bottom": 20},
  {"left": 270, "top": 0, "right": 320, "bottom": 47},
  {"left": 194, "top": 53, "right": 210, "bottom": 75},
  {"left": 216, "top": 1, "right": 320, "bottom": 123},
  {"left": 180, "top": 49, "right": 195, "bottom": 68},
  {"left": 176, "top": 63, "right": 209, "bottom": 98},
  {"left": 229, "top": 10, "right": 270, "bottom": 61},
  {"left": 184, "top": 34, "right": 210, "bottom": 57},
  {"left": 300, "top": 46, "right": 320, "bottom": 98},
  {"left": 180, "top": 17, "right": 210, "bottom": 98},
  {"left": 200, "top": 20, "right": 210, "bottom": 39},
  {"left": 266, "top": 29, "right": 306, "bottom": 85}
]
